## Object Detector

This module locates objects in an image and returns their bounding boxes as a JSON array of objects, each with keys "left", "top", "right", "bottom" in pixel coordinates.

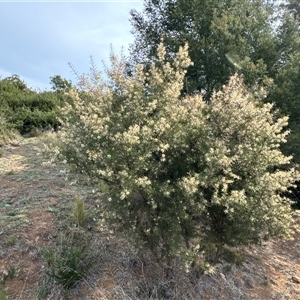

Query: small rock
[{"left": 292, "top": 276, "right": 300, "bottom": 284}]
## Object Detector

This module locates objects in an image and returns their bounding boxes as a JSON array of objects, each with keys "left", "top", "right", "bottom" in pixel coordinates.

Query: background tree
[
  {"left": 50, "top": 44, "right": 300, "bottom": 265},
  {"left": 0, "top": 74, "right": 29, "bottom": 92},
  {"left": 268, "top": 7, "right": 300, "bottom": 162},
  {"left": 0, "top": 75, "right": 31, "bottom": 144},
  {"left": 0, "top": 74, "right": 63, "bottom": 140},
  {"left": 50, "top": 75, "right": 73, "bottom": 93},
  {"left": 129, "top": 0, "right": 278, "bottom": 98},
  {"left": 286, "top": 0, "right": 300, "bottom": 21}
]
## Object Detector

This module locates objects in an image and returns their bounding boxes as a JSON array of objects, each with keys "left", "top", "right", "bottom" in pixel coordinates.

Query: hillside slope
[{"left": 0, "top": 136, "right": 300, "bottom": 299}]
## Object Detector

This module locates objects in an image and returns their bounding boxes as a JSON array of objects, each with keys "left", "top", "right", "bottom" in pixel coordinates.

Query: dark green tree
[
  {"left": 286, "top": 0, "right": 300, "bottom": 21},
  {"left": 50, "top": 75, "right": 72, "bottom": 93},
  {"left": 0, "top": 75, "right": 62, "bottom": 138},
  {"left": 129, "top": 0, "right": 278, "bottom": 98},
  {"left": 0, "top": 74, "right": 29, "bottom": 92},
  {"left": 267, "top": 7, "right": 300, "bottom": 164}
]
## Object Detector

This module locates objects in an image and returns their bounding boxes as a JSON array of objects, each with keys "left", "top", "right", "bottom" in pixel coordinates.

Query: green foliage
[
  {"left": 0, "top": 74, "right": 67, "bottom": 140},
  {"left": 4, "top": 91, "right": 61, "bottom": 134},
  {"left": 50, "top": 44, "right": 300, "bottom": 265},
  {"left": 0, "top": 74, "right": 28, "bottom": 92},
  {"left": 5, "top": 266, "right": 16, "bottom": 280},
  {"left": 266, "top": 12, "right": 300, "bottom": 165},
  {"left": 270, "top": 51, "right": 300, "bottom": 163}
]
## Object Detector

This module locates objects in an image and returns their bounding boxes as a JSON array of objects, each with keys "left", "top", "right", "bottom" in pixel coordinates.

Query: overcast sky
[{"left": 0, "top": 1, "right": 143, "bottom": 90}]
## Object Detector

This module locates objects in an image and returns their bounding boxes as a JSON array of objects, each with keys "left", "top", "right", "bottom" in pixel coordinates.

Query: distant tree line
[{"left": 0, "top": 74, "right": 72, "bottom": 144}]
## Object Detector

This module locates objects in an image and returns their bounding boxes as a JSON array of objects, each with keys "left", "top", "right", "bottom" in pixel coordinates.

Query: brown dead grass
[{"left": 1, "top": 136, "right": 300, "bottom": 299}]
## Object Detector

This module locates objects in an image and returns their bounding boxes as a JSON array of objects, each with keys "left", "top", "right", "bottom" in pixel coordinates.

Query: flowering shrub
[{"left": 49, "top": 44, "right": 299, "bottom": 263}]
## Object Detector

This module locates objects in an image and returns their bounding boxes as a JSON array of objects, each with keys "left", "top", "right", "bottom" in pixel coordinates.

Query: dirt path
[{"left": 0, "top": 137, "right": 93, "bottom": 299}]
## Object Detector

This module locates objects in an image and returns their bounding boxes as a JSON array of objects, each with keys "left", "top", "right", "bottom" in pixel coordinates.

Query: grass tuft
[
  {"left": 72, "top": 197, "right": 87, "bottom": 227},
  {"left": 40, "top": 232, "right": 91, "bottom": 290},
  {"left": 5, "top": 235, "right": 17, "bottom": 247}
]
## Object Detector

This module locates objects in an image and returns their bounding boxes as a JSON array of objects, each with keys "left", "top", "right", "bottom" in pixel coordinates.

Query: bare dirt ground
[{"left": 1, "top": 136, "right": 300, "bottom": 300}]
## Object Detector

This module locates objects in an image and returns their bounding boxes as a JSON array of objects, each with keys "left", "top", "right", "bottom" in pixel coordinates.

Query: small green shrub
[
  {"left": 5, "top": 235, "right": 17, "bottom": 247},
  {"left": 41, "top": 234, "right": 91, "bottom": 289},
  {"left": 1, "top": 265, "right": 16, "bottom": 283},
  {"left": 0, "top": 289, "right": 7, "bottom": 300},
  {"left": 7, "top": 210, "right": 18, "bottom": 217},
  {"left": 6, "top": 266, "right": 16, "bottom": 280},
  {"left": 72, "top": 197, "right": 87, "bottom": 227},
  {"left": 48, "top": 246, "right": 85, "bottom": 288}
]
